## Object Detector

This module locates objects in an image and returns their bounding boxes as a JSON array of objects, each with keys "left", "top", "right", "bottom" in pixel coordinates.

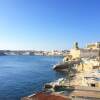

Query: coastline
[{"left": 22, "top": 42, "right": 100, "bottom": 100}]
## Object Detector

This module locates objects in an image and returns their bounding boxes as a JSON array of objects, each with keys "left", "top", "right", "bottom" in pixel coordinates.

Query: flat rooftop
[{"left": 21, "top": 92, "right": 71, "bottom": 100}]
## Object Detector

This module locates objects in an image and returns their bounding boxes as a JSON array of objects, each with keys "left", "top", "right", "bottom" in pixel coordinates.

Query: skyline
[{"left": 0, "top": 0, "right": 100, "bottom": 50}]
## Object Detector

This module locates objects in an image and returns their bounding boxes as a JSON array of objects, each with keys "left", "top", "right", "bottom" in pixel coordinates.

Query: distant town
[{"left": 0, "top": 49, "right": 69, "bottom": 56}]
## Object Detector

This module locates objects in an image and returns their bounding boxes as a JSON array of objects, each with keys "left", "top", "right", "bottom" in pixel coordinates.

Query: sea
[{"left": 0, "top": 55, "right": 64, "bottom": 100}]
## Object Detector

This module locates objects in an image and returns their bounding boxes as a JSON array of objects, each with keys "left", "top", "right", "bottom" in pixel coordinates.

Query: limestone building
[{"left": 70, "top": 42, "right": 100, "bottom": 59}]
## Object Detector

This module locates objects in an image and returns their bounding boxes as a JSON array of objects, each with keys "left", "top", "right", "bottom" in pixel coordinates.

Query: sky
[{"left": 0, "top": 0, "right": 100, "bottom": 50}]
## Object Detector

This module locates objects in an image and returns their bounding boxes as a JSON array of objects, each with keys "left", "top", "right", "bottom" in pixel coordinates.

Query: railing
[{"left": 74, "top": 86, "right": 100, "bottom": 92}]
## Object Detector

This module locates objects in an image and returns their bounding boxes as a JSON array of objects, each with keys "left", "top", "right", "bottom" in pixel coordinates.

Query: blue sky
[{"left": 0, "top": 0, "right": 100, "bottom": 50}]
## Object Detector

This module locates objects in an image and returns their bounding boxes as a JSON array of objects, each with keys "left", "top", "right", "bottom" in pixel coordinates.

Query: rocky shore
[{"left": 22, "top": 42, "right": 100, "bottom": 100}]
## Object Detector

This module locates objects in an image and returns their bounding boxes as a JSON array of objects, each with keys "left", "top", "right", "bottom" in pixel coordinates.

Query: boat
[
  {"left": 53, "top": 60, "right": 81, "bottom": 72},
  {"left": 44, "top": 78, "right": 64, "bottom": 90},
  {"left": 53, "top": 62, "right": 69, "bottom": 72}
]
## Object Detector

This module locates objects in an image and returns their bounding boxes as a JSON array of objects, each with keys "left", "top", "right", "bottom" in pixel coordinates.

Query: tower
[{"left": 73, "top": 42, "right": 79, "bottom": 49}]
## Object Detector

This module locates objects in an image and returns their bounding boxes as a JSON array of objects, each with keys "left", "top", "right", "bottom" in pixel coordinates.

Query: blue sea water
[{"left": 0, "top": 55, "right": 64, "bottom": 100}]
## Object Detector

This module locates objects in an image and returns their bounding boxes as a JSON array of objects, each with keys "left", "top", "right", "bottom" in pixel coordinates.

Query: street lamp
[{"left": 99, "top": 43, "right": 100, "bottom": 67}]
